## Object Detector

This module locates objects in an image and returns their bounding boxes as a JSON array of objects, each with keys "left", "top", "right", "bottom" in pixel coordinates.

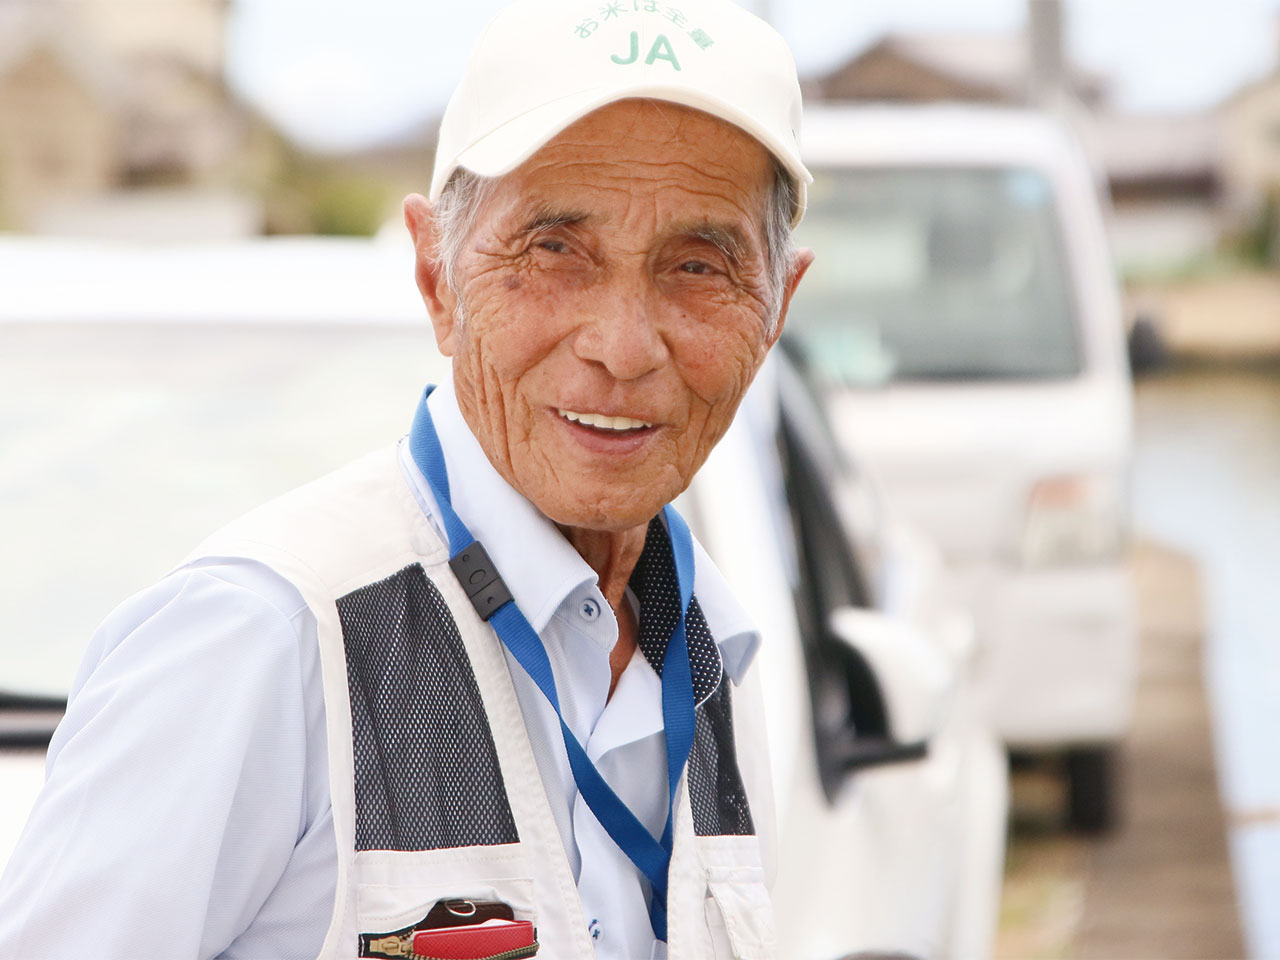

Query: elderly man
[{"left": 0, "top": 1, "right": 812, "bottom": 958}]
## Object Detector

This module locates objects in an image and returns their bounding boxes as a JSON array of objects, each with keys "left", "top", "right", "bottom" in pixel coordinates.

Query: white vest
[{"left": 194, "top": 446, "right": 779, "bottom": 960}]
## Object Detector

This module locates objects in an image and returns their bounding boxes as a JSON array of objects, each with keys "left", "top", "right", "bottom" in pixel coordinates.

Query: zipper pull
[{"left": 368, "top": 934, "right": 414, "bottom": 957}]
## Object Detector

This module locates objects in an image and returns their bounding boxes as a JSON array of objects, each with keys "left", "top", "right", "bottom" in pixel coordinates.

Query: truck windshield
[
  {"left": 0, "top": 321, "right": 442, "bottom": 699},
  {"left": 788, "top": 167, "right": 1083, "bottom": 385}
]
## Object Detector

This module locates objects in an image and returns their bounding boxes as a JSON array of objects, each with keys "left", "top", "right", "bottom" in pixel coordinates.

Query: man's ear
[
  {"left": 768, "top": 246, "right": 815, "bottom": 347},
  {"left": 404, "top": 193, "right": 461, "bottom": 356}
]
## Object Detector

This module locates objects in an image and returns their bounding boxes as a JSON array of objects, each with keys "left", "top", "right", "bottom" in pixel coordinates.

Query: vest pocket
[
  {"left": 702, "top": 868, "right": 777, "bottom": 960},
  {"left": 354, "top": 846, "right": 538, "bottom": 935},
  {"left": 358, "top": 878, "right": 537, "bottom": 932}
]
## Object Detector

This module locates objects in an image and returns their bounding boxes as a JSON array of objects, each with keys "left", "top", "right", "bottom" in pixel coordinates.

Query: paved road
[
  {"left": 1076, "top": 541, "right": 1243, "bottom": 958},
  {"left": 997, "top": 540, "right": 1244, "bottom": 960},
  {"left": 996, "top": 363, "right": 1280, "bottom": 959}
]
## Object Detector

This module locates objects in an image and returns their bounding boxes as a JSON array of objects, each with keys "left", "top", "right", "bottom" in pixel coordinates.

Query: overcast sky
[{"left": 225, "top": 0, "right": 1280, "bottom": 151}]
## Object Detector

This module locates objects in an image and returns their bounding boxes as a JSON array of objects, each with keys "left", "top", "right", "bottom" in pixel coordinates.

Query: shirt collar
[
  {"left": 400, "top": 374, "right": 762, "bottom": 684},
  {"left": 422, "top": 375, "right": 595, "bottom": 634}
]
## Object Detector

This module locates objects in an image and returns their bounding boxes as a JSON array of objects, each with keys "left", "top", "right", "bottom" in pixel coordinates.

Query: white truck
[
  {"left": 0, "top": 237, "right": 1006, "bottom": 958},
  {"left": 788, "top": 104, "right": 1138, "bottom": 831}
]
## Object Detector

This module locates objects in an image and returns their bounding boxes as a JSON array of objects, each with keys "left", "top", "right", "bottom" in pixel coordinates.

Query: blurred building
[
  {"left": 800, "top": 17, "right": 1237, "bottom": 273},
  {"left": 805, "top": 30, "right": 1107, "bottom": 108},
  {"left": 1092, "top": 111, "right": 1222, "bottom": 272},
  {"left": 0, "top": 0, "right": 277, "bottom": 238},
  {"left": 1222, "top": 69, "right": 1280, "bottom": 220},
  {"left": 0, "top": 3, "right": 118, "bottom": 230}
]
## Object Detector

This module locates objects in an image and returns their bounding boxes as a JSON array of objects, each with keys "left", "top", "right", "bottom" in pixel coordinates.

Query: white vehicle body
[
  {"left": 0, "top": 750, "right": 46, "bottom": 871},
  {"left": 790, "top": 106, "right": 1138, "bottom": 758},
  {"left": 0, "top": 238, "right": 1005, "bottom": 958},
  {"left": 686, "top": 358, "right": 1007, "bottom": 958}
]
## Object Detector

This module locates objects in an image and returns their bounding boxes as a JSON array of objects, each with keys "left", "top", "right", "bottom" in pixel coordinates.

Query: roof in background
[
  {"left": 1222, "top": 65, "right": 1280, "bottom": 109},
  {"left": 812, "top": 30, "right": 1110, "bottom": 104},
  {"left": 0, "top": 1, "right": 122, "bottom": 100}
]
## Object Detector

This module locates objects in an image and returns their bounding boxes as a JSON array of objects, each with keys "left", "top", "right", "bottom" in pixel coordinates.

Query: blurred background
[{"left": 2, "top": 0, "right": 1279, "bottom": 957}]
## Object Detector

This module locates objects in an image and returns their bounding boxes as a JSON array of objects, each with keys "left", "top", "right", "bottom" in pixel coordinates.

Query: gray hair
[
  {"left": 431, "top": 159, "right": 798, "bottom": 333},
  {"left": 762, "top": 159, "right": 799, "bottom": 332},
  {"left": 431, "top": 168, "right": 497, "bottom": 300}
]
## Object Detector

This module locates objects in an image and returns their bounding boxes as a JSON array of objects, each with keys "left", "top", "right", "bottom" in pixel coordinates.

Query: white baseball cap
[{"left": 431, "top": 0, "right": 811, "bottom": 225}]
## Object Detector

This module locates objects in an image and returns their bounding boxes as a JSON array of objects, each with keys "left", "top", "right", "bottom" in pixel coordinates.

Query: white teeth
[{"left": 559, "top": 410, "right": 653, "bottom": 431}]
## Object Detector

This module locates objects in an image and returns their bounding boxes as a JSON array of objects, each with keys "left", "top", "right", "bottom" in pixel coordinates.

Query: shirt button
[{"left": 580, "top": 598, "right": 601, "bottom": 622}]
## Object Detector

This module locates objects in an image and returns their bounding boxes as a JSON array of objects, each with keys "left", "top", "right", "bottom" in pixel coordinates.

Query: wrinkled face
[{"left": 420, "top": 100, "right": 803, "bottom": 533}]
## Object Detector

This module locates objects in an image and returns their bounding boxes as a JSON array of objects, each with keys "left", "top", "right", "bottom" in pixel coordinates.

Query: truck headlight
[{"left": 1021, "top": 474, "right": 1126, "bottom": 567}]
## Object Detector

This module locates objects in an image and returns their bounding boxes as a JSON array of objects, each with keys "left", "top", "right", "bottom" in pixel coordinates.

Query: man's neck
[{"left": 559, "top": 522, "right": 648, "bottom": 698}]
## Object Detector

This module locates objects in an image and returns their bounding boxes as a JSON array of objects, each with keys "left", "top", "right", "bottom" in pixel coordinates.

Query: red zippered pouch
[{"left": 411, "top": 919, "right": 537, "bottom": 959}]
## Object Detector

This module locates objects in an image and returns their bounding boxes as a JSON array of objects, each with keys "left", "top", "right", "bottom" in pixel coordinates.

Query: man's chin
[{"left": 535, "top": 487, "right": 672, "bottom": 537}]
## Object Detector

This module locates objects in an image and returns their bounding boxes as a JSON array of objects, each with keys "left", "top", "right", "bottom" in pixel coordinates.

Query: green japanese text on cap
[{"left": 431, "top": 0, "right": 812, "bottom": 226}]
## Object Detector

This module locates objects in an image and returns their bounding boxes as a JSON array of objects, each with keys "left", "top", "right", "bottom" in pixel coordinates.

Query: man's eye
[
  {"left": 680, "top": 261, "right": 710, "bottom": 275},
  {"left": 537, "top": 239, "right": 568, "bottom": 254}
]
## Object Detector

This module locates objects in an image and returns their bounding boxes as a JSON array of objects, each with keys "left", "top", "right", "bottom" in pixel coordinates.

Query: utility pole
[
  {"left": 1027, "top": 0, "right": 1065, "bottom": 108},
  {"left": 1026, "top": 0, "right": 1097, "bottom": 169}
]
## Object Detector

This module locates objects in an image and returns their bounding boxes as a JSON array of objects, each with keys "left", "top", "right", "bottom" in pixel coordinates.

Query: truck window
[{"left": 789, "top": 167, "right": 1083, "bottom": 385}]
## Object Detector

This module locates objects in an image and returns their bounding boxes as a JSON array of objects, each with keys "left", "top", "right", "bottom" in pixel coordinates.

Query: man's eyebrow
[
  {"left": 517, "top": 207, "right": 593, "bottom": 235},
  {"left": 680, "top": 222, "right": 754, "bottom": 266}
]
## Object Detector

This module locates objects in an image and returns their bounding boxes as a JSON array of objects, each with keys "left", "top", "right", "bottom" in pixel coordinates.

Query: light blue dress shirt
[{"left": 0, "top": 376, "right": 760, "bottom": 960}]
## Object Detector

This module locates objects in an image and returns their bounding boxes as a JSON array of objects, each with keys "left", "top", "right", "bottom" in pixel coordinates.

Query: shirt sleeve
[{"left": 0, "top": 560, "right": 329, "bottom": 960}]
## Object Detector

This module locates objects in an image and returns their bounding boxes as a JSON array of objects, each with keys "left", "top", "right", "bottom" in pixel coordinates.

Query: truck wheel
[{"left": 1066, "top": 745, "right": 1118, "bottom": 833}]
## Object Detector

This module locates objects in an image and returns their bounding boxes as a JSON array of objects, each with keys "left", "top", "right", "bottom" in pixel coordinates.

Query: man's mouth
[{"left": 558, "top": 409, "right": 654, "bottom": 433}]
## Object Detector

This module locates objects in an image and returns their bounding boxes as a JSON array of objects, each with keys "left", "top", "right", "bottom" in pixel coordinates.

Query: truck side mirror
[
  {"left": 822, "top": 608, "right": 955, "bottom": 774},
  {"left": 1127, "top": 313, "right": 1169, "bottom": 377},
  {"left": 0, "top": 691, "right": 65, "bottom": 748}
]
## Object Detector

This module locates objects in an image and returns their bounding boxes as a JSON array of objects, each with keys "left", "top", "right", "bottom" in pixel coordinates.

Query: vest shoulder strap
[{"left": 188, "top": 444, "right": 446, "bottom": 596}]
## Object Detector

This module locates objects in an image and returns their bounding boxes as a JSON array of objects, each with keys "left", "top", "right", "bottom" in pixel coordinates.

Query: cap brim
[{"left": 444, "top": 83, "right": 810, "bottom": 226}]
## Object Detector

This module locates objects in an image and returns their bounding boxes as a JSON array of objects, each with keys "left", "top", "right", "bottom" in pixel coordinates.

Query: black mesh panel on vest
[{"left": 339, "top": 564, "right": 519, "bottom": 851}]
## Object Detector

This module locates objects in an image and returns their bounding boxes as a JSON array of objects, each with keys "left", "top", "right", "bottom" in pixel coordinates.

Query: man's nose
[{"left": 572, "top": 275, "right": 669, "bottom": 381}]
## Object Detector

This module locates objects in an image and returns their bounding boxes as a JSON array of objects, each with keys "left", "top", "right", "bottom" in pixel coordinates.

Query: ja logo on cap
[{"left": 574, "top": 3, "right": 716, "bottom": 73}]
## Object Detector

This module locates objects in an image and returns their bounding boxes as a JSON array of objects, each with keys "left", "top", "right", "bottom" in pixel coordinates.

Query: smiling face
[{"left": 407, "top": 99, "right": 808, "bottom": 534}]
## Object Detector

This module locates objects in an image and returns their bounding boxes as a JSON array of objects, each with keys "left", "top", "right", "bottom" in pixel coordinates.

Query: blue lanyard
[{"left": 408, "top": 388, "right": 697, "bottom": 942}]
